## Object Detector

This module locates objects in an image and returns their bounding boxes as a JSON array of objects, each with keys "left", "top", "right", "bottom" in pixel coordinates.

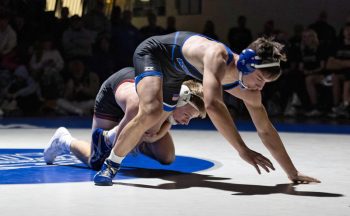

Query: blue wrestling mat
[{"left": 0, "top": 149, "right": 215, "bottom": 184}]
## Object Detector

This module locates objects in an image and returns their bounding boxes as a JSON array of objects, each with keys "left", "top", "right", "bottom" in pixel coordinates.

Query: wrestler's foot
[
  {"left": 93, "top": 159, "right": 120, "bottom": 186},
  {"left": 89, "top": 128, "right": 112, "bottom": 170},
  {"left": 44, "top": 127, "right": 71, "bottom": 164}
]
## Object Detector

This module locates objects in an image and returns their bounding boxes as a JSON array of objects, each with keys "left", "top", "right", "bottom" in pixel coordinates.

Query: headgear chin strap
[
  {"left": 237, "top": 49, "right": 280, "bottom": 75},
  {"left": 238, "top": 71, "right": 249, "bottom": 89}
]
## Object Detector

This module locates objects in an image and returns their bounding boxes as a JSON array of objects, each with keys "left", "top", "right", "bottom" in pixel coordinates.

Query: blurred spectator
[
  {"left": 298, "top": 29, "right": 327, "bottom": 117},
  {"left": 110, "top": 6, "right": 122, "bottom": 27},
  {"left": 279, "top": 29, "right": 312, "bottom": 117},
  {"left": 90, "top": 34, "right": 114, "bottom": 82},
  {"left": 62, "top": 15, "right": 94, "bottom": 60},
  {"left": 259, "top": 19, "right": 276, "bottom": 38},
  {"left": 56, "top": 7, "right": 71, "bottom": 48},
  {"left": 202, "top": 20, "right": 218, "bottom": 40},
  {"left": 83, "top": 0, "right": 110, "bottom": 37},
  {"left": 2, "top": 65, "right": 40, "bottom": 116},
  {"left": 29, "top": 36, "right": 64, "bottom": 101},
  {"left": 309, "top": 11, "right": 336, "bottom": 54},
  {"left": 139, "top": 12, "right": 164, "bottom": 40},
  {"left": 327, "top": 24, "right": 350, "bottom": 118},
  {"left": 11, "top": 14, "right": 34, "bottom": 63},
  {"left": 227, "top": 15, "right": 253, "bottom": 53},
  {"left": 0, "top": 11, "right": 17, "bottom": 57},
  {"left": 164, "top": 16, "right": 177, "bottom": 34},
  {"left": 338, "top": 15, "right": 350, "bottom": 43},
  {"left": 289, "top": 24, "right": 304, "bottom": 54},
  {"left": 111, "top": 9, "right": 139, "bottom": 70},
  {"left": 56, "top": 59, "right": 99, "bottom": 116}
]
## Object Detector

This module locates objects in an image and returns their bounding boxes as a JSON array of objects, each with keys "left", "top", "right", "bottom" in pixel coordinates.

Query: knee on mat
[{"left": 158, "top": 154, "right": 175, "bottom": 165}]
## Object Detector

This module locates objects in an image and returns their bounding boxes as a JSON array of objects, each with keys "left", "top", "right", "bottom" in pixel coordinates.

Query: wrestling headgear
[{"left": 237, "top": 49, "right": 280, "bottom": 75}]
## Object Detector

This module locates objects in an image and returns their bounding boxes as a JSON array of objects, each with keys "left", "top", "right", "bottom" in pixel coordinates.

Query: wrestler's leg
[{"left": 139, "top": 132, "right": 175, "bottom": 165}]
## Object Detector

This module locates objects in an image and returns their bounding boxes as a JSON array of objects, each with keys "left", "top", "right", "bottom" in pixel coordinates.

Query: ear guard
[
  {"left": 177, "top": 85, "right": 192, "bottom": 107},
  {"left": 177, "top": 85, "right": 200, "bottom": 111},
  {"left": 237, "top": 49, "right": 261, "bottom": 75},
  {"left": 237, "top": 49, "right": 280, "bottom": 75},
  {"left": 169, "top": 85, "right": 196, "bottom": 126}
]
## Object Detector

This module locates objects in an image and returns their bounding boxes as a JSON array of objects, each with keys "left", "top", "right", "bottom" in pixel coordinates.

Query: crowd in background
[{"left": 0, "top": 0, "right": 350, "bottom": 120}]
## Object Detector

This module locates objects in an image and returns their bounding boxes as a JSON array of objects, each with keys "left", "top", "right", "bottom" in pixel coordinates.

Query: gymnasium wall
[{"left": 132, "top": 0, "right": 350, "bottom": 43}]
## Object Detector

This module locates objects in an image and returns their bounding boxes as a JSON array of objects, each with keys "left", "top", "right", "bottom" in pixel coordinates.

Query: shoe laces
[{"left": 101, "top": 162, "right": 119, "bottom": 176}]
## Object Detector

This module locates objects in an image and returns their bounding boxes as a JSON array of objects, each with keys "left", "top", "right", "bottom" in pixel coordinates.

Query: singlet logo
[
  {"left": 144, "top": 66, "right": 154, "bottom": 71},
  {"left": 176, "top": 58, "right": 201, "bottom": 80},
  {"left": 176, "top": 58, "right": 191, "bottom": 75}
]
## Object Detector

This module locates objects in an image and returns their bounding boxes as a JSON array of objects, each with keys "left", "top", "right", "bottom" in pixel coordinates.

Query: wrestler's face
[
  {"left": 172, "top": 104, "right": 199, "bottom": 125},
  {"left": 241, "top": 70, "right": 274, "bottom": 91}
]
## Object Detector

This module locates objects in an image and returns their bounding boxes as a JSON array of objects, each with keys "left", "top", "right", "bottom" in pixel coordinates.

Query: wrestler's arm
[
  {"left": 244, "top": 94, "right": 321, "bottom": 183},
  {"left": 143, "top": 120, "right": 172, "bottom": 143},
  {"left": 203, "top": 45, "right": 274, "bottom": 174}
]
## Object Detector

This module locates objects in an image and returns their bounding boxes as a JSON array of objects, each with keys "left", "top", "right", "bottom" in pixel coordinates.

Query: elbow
[
  {"left": 204, "top": 98, "right": 217, "bottom": 112},
  {"left": 257, "top": 124, "right": 277, "bottom": 139}
]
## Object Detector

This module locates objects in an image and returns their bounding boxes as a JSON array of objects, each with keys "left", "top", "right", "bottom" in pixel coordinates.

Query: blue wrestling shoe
[
  {"left": 93, "top": 159, "right": 120, "bottom": 186},
  {"left": 89, "top": 128, "right": 112, "bottom": 170}
]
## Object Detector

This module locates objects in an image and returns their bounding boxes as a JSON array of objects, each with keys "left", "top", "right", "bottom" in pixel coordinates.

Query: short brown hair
[
  {"left": 183, "top": 80, "right": 206, "bottom": 118},
  {"left": 248, "top": 37, "right": 286, "bottom": 80}
]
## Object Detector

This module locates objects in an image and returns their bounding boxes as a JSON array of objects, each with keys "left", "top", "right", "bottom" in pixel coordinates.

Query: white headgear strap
[{"left": 253, "top": 61, "right": 280, "bottom": 68}]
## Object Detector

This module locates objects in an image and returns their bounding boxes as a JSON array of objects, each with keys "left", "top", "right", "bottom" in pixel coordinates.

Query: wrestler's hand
[
  {"left": 239, "top": 148, "right": 275, "bottom": 174},
  {"left": 288, "top": 172, "right": 321, "bottom": 184}
]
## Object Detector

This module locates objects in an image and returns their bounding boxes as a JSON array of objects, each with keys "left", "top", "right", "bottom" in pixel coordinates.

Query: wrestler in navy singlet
[{"left": 133, "top": 31, "right": 234, "bottom": 111}]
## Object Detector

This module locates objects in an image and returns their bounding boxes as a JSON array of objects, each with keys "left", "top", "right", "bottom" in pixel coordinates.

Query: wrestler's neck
[{"left": 228, "top": 53, "right": 240, "bottom": 81}]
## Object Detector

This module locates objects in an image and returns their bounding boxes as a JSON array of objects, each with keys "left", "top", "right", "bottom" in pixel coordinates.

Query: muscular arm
[
  {"left": 244, "top": 96, "right": 298, "bottom": 178},
  {"left": 143, "top": 120, "right": 172, "bottom": 143},
  {"left": 203, "top": 46, "right": 248, "bottom": 153},
  {"left": 202, "top": 45, "right": 274, "bottom": 174}
]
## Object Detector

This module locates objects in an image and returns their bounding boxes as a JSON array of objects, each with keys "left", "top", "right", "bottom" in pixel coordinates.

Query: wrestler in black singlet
[
  {"left": 133, "top": 31, "right": 234, "bottom": 111},
  {"left": 94, "top": 67, "right": 135, "bottom": 122}
]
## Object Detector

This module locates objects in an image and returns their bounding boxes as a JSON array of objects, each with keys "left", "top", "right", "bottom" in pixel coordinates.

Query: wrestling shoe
[
  {"left": 44, "top": 127, "right": 71, "bottom": 164},
  {"left": 93, "top": 159, "right": 120, "bottom": 186},
  {"left": 89, "top": 128, "right": 112, "bottom": 170}
]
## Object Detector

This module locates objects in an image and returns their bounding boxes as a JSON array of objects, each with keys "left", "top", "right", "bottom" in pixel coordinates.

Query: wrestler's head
[
  {"left": 170, "top": 80, "right": 206, "bottom": 125},
  {"left": 238, "top": 37, "right": 286, "bottom": 90}
]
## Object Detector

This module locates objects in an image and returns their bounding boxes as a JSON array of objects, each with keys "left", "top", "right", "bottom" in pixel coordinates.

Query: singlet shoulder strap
[{"left": 222, "top": 81, "right": 240, "bottom": 90}]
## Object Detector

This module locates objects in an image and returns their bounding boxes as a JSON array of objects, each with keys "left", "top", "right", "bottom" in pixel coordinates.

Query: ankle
[{"left": 107, "top": 151, "right": 124, "bottom": 164}]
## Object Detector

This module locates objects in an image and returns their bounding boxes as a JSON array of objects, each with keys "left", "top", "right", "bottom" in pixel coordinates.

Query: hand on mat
[
  {"left": 288, "top": 172, "right": 321, "bottom": 184},
  {"left": 239, "top": 148, "right": 275, "bottom": 174}
]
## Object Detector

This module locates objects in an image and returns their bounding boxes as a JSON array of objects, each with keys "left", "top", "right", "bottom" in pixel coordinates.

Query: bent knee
[{"left": 158, "top": 154, "right": 175, "bottom": 165}]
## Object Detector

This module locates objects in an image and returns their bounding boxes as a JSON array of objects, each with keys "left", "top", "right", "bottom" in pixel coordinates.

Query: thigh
[
  {"left": 133, "top": 53, "right": 164, "bottom": 107},
  {"left": 92, "top": 116, "right": 119, "bottom": 131}
]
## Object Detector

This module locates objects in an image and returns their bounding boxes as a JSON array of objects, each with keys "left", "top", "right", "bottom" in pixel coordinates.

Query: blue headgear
[
  {"left": 237, "top": 49, "right": 280, "bottom": 75},
  {"left": 237, "top": 49, "right": 261, "bottom": 75}
]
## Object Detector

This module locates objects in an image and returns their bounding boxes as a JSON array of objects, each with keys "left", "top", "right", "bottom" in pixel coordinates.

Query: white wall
[{"left": 132, "top": 0, "right": 350, "bottom": 43}]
